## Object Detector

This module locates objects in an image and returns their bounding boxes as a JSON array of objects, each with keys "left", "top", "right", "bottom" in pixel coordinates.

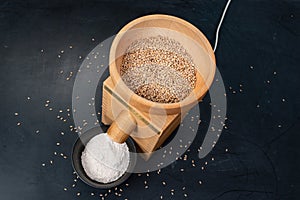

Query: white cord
[{"left": 214, "top": 0, "right": 232, "bottom": 52}]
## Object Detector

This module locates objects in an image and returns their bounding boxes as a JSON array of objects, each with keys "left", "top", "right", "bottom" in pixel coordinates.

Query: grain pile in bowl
[{"left": 120, "top": 35, "right": 197, "bottom": 103}]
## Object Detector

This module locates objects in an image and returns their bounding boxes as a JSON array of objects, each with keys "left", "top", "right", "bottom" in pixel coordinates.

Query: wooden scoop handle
[{"left": 107, "top": 110, "right": 136, "bottom": 143}]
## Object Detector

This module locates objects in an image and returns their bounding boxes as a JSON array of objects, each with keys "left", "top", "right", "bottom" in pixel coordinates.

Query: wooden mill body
[{"left": 101, "top": 14, "right": 216, "bottom": 160}]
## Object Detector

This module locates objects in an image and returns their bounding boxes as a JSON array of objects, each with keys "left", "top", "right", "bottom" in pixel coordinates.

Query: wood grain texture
[
  {"left": 102, "top": 14, "right": 216, "bottom": 159},
  {"left": 107, "top": 110, "right": 136, "bottom": 143}
]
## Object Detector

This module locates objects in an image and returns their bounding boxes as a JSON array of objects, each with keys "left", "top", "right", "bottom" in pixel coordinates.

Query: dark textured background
[{"left": 0, "top": 0, "right": 299, "bottom": 199}]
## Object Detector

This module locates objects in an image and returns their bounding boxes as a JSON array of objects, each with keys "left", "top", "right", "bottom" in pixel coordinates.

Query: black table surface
[{"left": 0, "top": 0, "right": 299, "bottom": 199}]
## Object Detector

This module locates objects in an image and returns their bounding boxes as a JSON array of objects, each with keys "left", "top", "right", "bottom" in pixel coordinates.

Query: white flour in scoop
[{"left": 81, "top": 133, "right": 130, "bottom": 183}]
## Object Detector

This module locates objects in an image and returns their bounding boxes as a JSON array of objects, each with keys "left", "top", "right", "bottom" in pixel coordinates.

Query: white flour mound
[{"left": 81, "top": 133, "right": 130, "bottom": 183}]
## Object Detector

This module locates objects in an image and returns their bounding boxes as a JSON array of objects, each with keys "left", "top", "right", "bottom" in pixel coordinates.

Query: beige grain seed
[{"left": 120, "top": 35, "right": 196, "bottom": 103}]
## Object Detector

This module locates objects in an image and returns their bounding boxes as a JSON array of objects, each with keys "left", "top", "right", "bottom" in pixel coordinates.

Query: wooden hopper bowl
[{"left": 102, "top": 14, "right": 216, "bottom": 158}]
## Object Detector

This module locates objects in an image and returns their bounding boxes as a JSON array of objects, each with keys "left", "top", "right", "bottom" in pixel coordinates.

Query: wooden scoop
[{"left": 107, "top": 110, "right": 137, "bottom": 143}]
